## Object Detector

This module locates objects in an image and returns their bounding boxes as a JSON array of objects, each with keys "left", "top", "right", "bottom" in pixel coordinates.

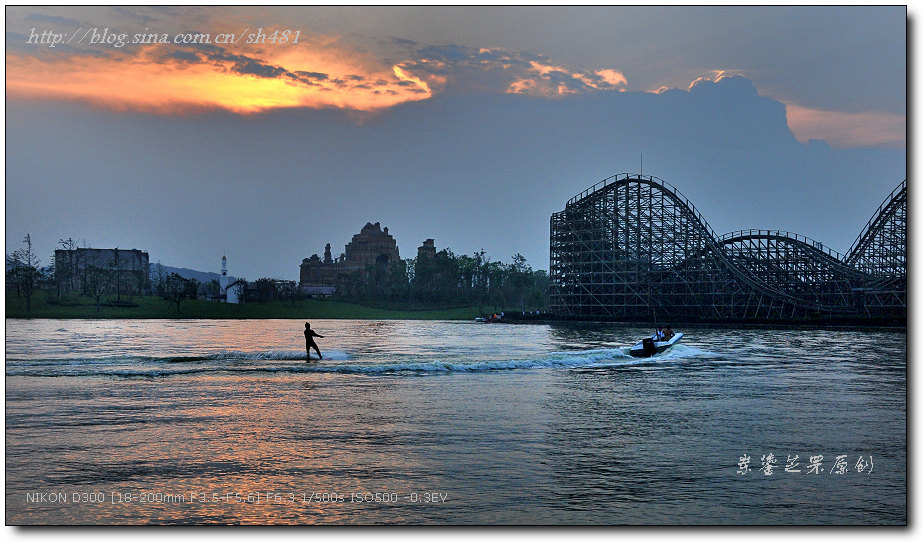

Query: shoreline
[
  {"left": 8, "top": 292, "right": 905, "bottom": 330},
  {"left": 6, "top": 314, "right": 906, "bottom": 333},
  {"left": 5, "top": 291, "right": 482, "bottom": 321},
  {"left": 496, "top": 319, "right": 906, "bottom": 333}
]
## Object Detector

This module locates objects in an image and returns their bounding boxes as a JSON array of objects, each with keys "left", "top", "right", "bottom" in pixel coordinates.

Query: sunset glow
[
  {"left": 6, "top": 42, "right": 433, "bottom": 114},
  {"left": 3, "top": 7, "right": 904, "bottom": 150},
  {"left": 786, "top": 104, "right": 906, "bottom": 149}
]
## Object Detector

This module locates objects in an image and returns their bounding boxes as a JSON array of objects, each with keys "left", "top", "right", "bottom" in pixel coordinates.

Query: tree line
[
  {"left": 335, "top": 249, "right": 549, "bottom": 314},
  {"left": 7, "top": 234, "right": 549, "bottom": 315},
  {"left": 7, "top": 236, "right": 200, "bottom": 314},
  {"left": 6, "top": 235, "right": 42, "bottom": 312}
]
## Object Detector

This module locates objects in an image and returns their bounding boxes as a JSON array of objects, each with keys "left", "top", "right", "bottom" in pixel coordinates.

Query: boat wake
[
  {"left": 164, "top": 350, "right": 352, "bottom": 363},
  {"left": 5, "top": 344, "right": 718, "bottom": 379}
]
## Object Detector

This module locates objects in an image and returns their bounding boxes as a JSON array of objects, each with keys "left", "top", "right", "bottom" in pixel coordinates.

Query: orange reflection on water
[{"left": 101, "top": 373, "right": 426, "bottom": 524}]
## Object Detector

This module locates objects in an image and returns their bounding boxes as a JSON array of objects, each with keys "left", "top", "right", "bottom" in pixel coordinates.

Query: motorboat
[{"left": 629, "top": 332, "right": 683, "bottom": 358}]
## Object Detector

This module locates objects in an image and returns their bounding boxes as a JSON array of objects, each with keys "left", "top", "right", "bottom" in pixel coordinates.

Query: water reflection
[
  {"left": 538, "top": 327, "right": 905, "bottom": 525},
  {"left": 5, "top": 320, "right": 905, "bottom": 524}
]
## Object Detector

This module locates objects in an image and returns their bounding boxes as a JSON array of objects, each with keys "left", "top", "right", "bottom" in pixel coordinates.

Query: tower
[
  {"left": 219, "top": 254, "right": 235, "bottom": 303},
  {"left": 219, "top": 254, "right": 229, "bottom": 289}
]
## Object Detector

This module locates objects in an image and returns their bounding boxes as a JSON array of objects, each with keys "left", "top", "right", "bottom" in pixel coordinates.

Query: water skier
[{"left": 304, "top": 322, "right": 324, "bottom": 361}]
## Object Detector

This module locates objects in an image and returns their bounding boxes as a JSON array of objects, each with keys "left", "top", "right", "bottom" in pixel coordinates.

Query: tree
[
  {"left": 162, "top": 273, "right": 198, "bottom": 314},
  {"left": 232, "top": 278, "right": 247, "bottom": 304},
  {"left": 6, "top": 255, "right": 22, "bottom": 297},
  {"left": 205, "top": 279, "right": 221, "bottom": 299},
  {"left": 278, "top": 281, "right": 300, "bottom": 307},
  {"left": 456, "top": 254, "right": 478, "bottom": 303},
  {"left": 109, "top": 248, "right": 127, "bottom": 301},
  {"left": 486, "top": 260, "right": 509, "bottom": 311},
  {"left": 150, "top": 262, "right": 167, "bottom": 296},
  {"left": 123, "top": 273, "right": 140, "bottom": 302},
  {"left": 254, "top": 278, "right": 276, "bottom": 302},
  {"left": 386, "top": 258, "right": 410, "bottom": 301},
  {"left": 55, "top": 237, "right": 81, "bottom": 296},
  {"left": 525, "top": 269, "right": 549, "bottom": 310},
  {"left": 10, "top": 234, "right": 41, "bottom": 312},
  {"left": 474, "top": 249, "right": 490, "bottom": 315},
  {"left": 330, "top": 246, "right": 549, "bottom": 312},
  {"left": 83, "top": 265, "right": 112, "bottom": 313},
  {"left": 509, "top": 253, "right": 532, "bottom": 311}
]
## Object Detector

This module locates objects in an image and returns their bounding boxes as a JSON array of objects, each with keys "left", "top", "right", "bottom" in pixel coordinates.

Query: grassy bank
[{"left": 5, "top": 290, "right": 480, "bottom": 320}]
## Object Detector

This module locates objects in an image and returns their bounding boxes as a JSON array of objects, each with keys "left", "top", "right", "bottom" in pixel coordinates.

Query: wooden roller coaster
[{"left": 549, "top": 175, "right": 906, "bottom": 323}]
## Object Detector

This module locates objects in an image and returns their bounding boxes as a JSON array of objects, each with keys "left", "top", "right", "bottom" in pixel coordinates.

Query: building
[
  {"left": 54, "top": 248, "right": 149, "bottom": 294},
  {"left": 299, "top": 243, "right": 340, "bottom": 288},
  {"left": 549, "top": 174, "right": 906, "bottom": 323},
  {"left": 218, "top": 255, "right": 239, "bottom": 303},
  {"left": 344, "top": 222, "right": 400, "bottom": 267},
  {"left": 417, "top": 238, "right": 436, "bottom": 260},
  {"left": 300, "top": 222, "right": 401, "bottom": 290}
]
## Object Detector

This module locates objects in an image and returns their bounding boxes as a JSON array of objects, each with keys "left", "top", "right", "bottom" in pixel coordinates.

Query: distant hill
[{"left": 158, "top": 265, "right": 236, "bottom": 285}]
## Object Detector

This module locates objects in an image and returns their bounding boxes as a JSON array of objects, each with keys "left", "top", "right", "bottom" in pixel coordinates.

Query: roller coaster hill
[{"left": 549, "top": 174, "right": 906, "bottom": 326}]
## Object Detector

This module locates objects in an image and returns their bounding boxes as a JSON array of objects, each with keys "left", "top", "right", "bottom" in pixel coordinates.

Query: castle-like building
[
  {"left": 301, "top": 222, "right": 400, "bottom": 289},
  {"left": 300, "top": 222, "right": 434, "bottom": 293}
]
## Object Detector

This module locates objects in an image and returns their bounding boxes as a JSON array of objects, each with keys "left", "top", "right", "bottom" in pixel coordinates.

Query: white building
[{"left": 219, "top": 255, "right": 239, "bottom": 304}]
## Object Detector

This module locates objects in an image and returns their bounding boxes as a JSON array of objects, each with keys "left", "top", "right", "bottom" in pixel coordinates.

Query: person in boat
[
  {"left": 663, "top": 326, "right": 675, "bottom": 341},
  {"left": 304, "top": 322, "right": 324, "bottom": 361},
  {"left": 655, "top": 327, "right": 664, "bottom": 341}
]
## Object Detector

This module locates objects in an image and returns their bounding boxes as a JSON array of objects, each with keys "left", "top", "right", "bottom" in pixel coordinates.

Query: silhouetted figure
[{"left": 304, "top": 322, "right": 324, "bottom": 361}]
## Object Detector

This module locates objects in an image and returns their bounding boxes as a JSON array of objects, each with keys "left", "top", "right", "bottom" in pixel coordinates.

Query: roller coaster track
[
  {"left": 845, "top": 179, "right": 906, "bottom": 276},
  {"left": 549, "top": 174, "right": 906, "bottom": 322}
]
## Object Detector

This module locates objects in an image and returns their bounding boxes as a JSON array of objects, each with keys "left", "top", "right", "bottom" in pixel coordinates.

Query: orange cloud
[
  {"left": 506, "top": 60, "right": 627, "bottom": 97},
  {"left": 785, "top": 104, "right": 905, "bottom": 149},
  {"left": 644, "top": 70, "right": 746, "bottom": 94},
  {"left": 5, "top": 42, "right": 432, "bottom": 114},
  {"left": 507, "top": 78, "right": 536, "bottom": 94},
  {"left": 596, "top": 69, "right": 627, "bottom": 87},
  {"left": 687, "top": 70, "right": 735, "bottom": 89}
]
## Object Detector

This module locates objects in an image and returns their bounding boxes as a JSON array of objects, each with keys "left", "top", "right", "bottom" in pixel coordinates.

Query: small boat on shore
[
  {"left": 475, "top": 313, "right": 505, "bottom": 323},
  {"left": 629, "top": 332, "right": 683, "bottom": 358}
]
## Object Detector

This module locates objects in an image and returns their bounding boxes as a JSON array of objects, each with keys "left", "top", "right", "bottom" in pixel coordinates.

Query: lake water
[{"left": 4, "top": 319, "right": 906, "bottom": 525}]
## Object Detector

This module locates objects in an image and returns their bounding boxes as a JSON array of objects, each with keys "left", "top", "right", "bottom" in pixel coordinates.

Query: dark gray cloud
[
  {"left": 164, "top": 49, "right": 201, "bottom": 63},
  {"left": 5, "top": 5, "right": 905, "bottom": 115},
  {"left": 143, "top": 42, "right": 431, "bottom": 93},
  {"left": 389, "top": 37, "right": 418, "bottom": 48},
  {"left": 233, "top": 59, "right": 287, "bottom": 78},
  {"left": 398, "top": 43, "right": 625, "bottom": 96},
  {"left": 5, "top": 76, "right": 904, "bottom": 280},
  {"left": 294, "top": 71, "right": 329, "bottom": 81},
  {"left": 159, "top": 42, "right": 300, "bottom": 81},
  {"left": 319, "top": 5, "right": 904, "bottom": 114}
]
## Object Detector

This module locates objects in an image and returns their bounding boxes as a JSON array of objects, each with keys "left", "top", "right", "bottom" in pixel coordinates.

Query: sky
[{"left": 4, "top": 5, "right": 907, "bottom": 280}]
